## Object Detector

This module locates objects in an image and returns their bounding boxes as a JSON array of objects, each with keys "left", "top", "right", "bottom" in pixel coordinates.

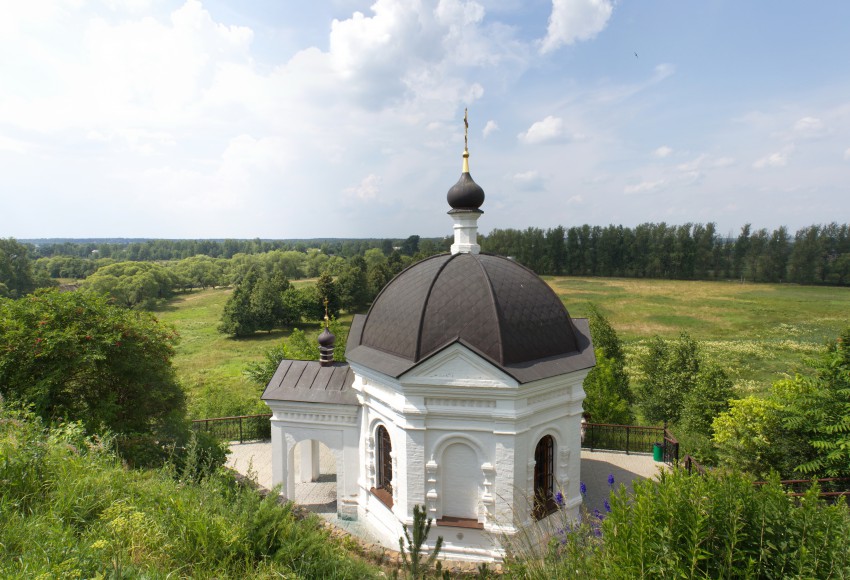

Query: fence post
[
  {"left": 626, "top": 425, "right": 630, "bottom": 455},
  {"left": 239, "top": 417, "right": 244, "bottom": 444}
]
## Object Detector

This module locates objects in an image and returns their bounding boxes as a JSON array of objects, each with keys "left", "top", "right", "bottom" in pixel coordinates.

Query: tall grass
[
  {"left": 0, "top": 405, "right": 380, "bottom": 579},
  {"left": 503, "top": 469, "right": 850, "bottom": 579}
]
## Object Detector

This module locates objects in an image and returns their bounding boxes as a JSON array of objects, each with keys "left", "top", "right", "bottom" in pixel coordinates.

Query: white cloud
[
  {"left": 753, "top": 145, "right": 794, "bottom": 169},
  {"left": 567, "top": 195, "right": 583, "bottom": 205},
  {"left": 511, "top": 169, "right": 544, "bottom": 190},
  {"left": 653, "top": 145, "right": 672, "bottom": 158},
  {"left": 624, "top": 179, "right": 666, "bottom": 195},
  {"left": 539, "top": 0, "right": 614, "bottom": 54},
  {"left": 345, "top": 174, "right": 382, "bottom": 201},
  {"left": 676, "top": 155, "right": 706, "bottom": 172},
  {"left": 794, "top": 116, "right": 822, "bottom": 132},
  {"left": 518, "top": 115, "right": 564, "bottom": 144},
  {"left": 844, "top": 147, "right": 850, "bottom": 160},
  {"left": 483, "top": 120, "right": 499, "bottom": 138}
]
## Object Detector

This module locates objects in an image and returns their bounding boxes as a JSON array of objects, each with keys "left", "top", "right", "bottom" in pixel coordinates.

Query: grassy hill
[{"left": 160, "top": 278, "right": 850, "bottom": 419}]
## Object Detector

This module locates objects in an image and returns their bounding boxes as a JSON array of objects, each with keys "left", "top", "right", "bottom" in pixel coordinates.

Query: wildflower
[
  {"left": 555, "top": 491, "right": 564, "bottom": 506},
  {"left": 555, "top": 526, "right": 570, "bottom": 544},
  {"left": 580, "top": 481, "right": 587, "bottom": 495},
  {"left": 607, "top": 474, "right": 615, "bottom": 486},
  {"left": 593, "top": 509, "right": 603, "bottom": 520},
  {"left": 604, "top": 499, "right": 611, "bottom": 513},
  {"left": 90, "top": 539, "right": 108, "bottom": 550}
]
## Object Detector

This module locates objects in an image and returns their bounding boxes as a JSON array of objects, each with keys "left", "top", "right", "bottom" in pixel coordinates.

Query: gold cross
[{"left": 464, "top": 108, "right": 469, "bottom": 151}]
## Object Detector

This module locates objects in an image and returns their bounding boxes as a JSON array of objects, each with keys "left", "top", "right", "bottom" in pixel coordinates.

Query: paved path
[
  {"left": 579, "top": 450, "right": 666, "bottom": 516},
  {"left": 226, "top": 441, "right": 665, "bottom": 520}
]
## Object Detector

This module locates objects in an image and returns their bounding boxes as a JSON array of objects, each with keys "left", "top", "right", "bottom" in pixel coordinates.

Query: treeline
[
  {"left": 482, "top": 222, "right": 850, "bottom": 285},
  {"left": 27, "top": 235, "right": 443, "bottom": 261}
]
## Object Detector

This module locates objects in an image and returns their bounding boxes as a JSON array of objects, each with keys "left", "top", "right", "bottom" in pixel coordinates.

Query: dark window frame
[
  {"left": 371, "top": 425, "right": 394, "bottom": 508},
  {"left": 533, "top": 435, "right": 557, "bottom": 519}
]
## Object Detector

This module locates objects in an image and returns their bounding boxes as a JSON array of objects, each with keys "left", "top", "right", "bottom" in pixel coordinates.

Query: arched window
[
  {"left": 533, "top": 435, "right": 556, "bottom": 519},
  {"left": 372, "top": 425, "right": 393, "bottom": 508}
]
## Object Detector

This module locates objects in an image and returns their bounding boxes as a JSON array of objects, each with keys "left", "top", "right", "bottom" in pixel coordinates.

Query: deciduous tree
[{"left": 0, "top": 289, "right": 186, "bottom": 463}]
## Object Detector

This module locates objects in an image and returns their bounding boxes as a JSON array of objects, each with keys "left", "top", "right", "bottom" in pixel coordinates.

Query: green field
[
  {"left": 552, "top": 277, "right": 850, "bottom": 393},
  {"left": 160, "top": 278, "right": 850, "bottom": 419}
]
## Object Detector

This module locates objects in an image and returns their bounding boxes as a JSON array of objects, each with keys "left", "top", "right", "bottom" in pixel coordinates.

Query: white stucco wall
[{"left": 349, "top": 342, "right": 588, "bottom": 562}]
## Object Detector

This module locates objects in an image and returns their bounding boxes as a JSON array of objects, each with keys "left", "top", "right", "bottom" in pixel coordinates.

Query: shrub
[
  {"left": 0, "top": 405, "right": 380, "bottom": 578},
  {"left": 0, "top": 289, "right": 189, "bottom": 467},
  {"left": 504, "top": 469, "right": 850, "bottom": 579}
]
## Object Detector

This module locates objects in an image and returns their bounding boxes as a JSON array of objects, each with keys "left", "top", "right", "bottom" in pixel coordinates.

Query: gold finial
[
  {"left": 462, "top": 108, "right": 470, "bottom": 173},
  {"left": 323, "top": 297, "right": 329, "bottom": 328}
]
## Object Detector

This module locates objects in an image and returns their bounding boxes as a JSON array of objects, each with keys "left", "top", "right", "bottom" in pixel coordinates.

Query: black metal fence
[
  {"left": 581, "top": 422, "right": 679, "bottom": 465},
  {"left": 682, "top": 454, "right": 707, "bottom": 476},
  {"left": 754, "top": 477, "right": 850, "bottom": 504},
  {"left": 191, "top": 413, "right": 272, "bottom": 443}
]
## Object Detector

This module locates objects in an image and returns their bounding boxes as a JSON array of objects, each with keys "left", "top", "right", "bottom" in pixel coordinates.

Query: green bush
[{"left": 0, "top": 405, "right": 380, "bottom": 578}]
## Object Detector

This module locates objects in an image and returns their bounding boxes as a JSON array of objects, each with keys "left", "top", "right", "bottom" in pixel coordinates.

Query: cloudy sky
[{"left": 2, "top": 0, "right": 850, "bottom": 240}]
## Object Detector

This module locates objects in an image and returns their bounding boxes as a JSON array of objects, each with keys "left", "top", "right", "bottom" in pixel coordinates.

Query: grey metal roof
[
  {"left": 346, "top": 252, "right": 595, "bottom": 384},
  {"left": 261, "top": 359, "right": 358, "bottom": 406}
]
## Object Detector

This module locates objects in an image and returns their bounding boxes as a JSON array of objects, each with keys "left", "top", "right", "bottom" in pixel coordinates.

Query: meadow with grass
[{"left": 163, "top": 277, "right": 850, "bottom": 420}]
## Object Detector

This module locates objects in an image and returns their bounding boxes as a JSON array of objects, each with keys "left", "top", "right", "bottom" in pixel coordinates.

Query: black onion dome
[
  {"left": 318, "top": 327, "right": 335, "bottom": 347},
  {"left": 355, "top": 253, "right": 580, "bottom": 367},
  {"left": 447, "top": 171, "right": 485, "bottom": 210}
]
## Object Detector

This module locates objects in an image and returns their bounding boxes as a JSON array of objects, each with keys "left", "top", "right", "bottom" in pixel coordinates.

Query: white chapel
[{"left": 261, "top": 117, "right": 595, "bottom": 562}]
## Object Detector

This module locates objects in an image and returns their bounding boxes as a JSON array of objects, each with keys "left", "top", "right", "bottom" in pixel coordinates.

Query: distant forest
[{"left": 20, "top": 221, "right": 850, "bottom": 286}]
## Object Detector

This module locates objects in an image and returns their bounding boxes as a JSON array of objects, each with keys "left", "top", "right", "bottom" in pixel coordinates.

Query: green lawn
[
  {"left": 551, "top": 277, "right": 850, "bottom": 391},
  {"left": 156, "top": 288, "right": 315, "bottom": 419},
  {"left": 161, "top": 278, "right": 850, "bottom": 419}
]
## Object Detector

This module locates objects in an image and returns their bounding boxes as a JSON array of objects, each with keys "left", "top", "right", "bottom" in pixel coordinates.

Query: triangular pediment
[{"left": 400, "top": 342, "right": 517, "bottom": 388}]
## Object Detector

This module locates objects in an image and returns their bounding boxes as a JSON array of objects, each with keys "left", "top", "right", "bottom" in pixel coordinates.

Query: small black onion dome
[
  {"left": 447, "top": 171, "right": 485, "bottom": 210},
  {"left": 318, "top": 326, "right": 335, "bottom": 348}
]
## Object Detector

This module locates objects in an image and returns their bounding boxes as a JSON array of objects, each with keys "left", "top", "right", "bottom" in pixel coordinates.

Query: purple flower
[
  {"left": 580, "top": 481, "right": 587, "bottom": 495},
  {"left": 555, "top": 491, "right": 564, "bottom": 506},
  {"left": 604, "top": 499, "right": 611, "bottom": 513},
  {"left": 593, "top": 526, "right": 603, "bottom": 537},
  {"left": 593, "top": 509, "right": 604, "bottom": 520},
  {"left": 608, "top": 474, "right": 615, "bottom": 486}
]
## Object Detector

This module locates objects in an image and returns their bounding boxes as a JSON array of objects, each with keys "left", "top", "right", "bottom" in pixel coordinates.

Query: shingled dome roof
[{"left": 345, "top": 252, "right": 594, "bottom": 383}]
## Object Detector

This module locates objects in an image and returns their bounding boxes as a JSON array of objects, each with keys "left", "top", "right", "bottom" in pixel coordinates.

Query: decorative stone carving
[
  {"left": 425, "top": 398, "right": 496, "bottom": 408},
  {"left": 425, "top": 459, "right": 439, "bottom": 517},
  {"left": 367, "top": 435, "right": 376, "bottom": 479},
  {"left": 480, "top": 462, "right": 496, "bottom": 524}
]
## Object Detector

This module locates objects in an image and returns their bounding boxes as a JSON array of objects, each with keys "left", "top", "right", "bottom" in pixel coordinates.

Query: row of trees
[
  {"left": 9, "top": 222, "right": 850, "bottom": 310},
  {"left": 218, "top": 271, "right": 328, "bottom": 336},
  {"left": 218, "top": 247, "right": 417, "bottom": 337},
  {"left": 483, "top": 222, "right": 850, "bottom": 285},
  {"left": 27, "top": 235, "right": 437, "bottom": 261}
]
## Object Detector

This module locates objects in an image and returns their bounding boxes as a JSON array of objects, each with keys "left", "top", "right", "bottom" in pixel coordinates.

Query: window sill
[
  {"left": 436, "top": 516, "right": 483, "bottom": 530},
  {"left": 533, "top": 499, "right": 559, "bottom": 521},
  {"left": 370, "top": 487, "right": 394, "bottom": 509}
]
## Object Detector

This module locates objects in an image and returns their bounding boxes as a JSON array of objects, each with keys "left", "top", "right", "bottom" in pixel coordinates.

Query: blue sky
[{"left": 2, "top": 0, "right": 849, "bottom": 240}]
